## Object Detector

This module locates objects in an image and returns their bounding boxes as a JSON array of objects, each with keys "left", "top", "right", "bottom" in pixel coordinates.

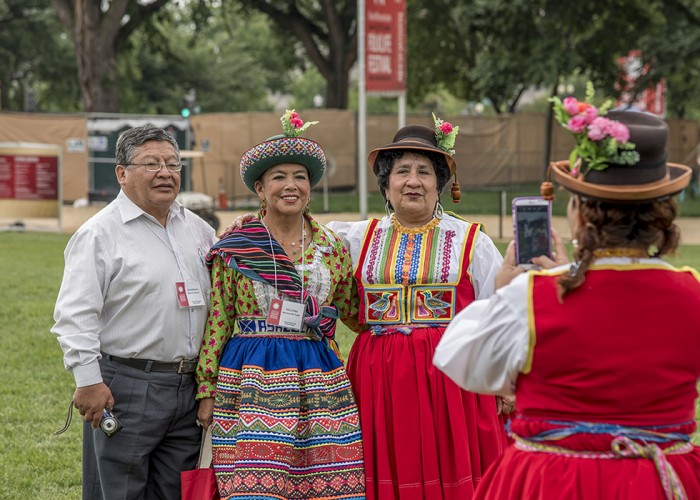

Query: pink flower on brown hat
[
  {"left": 587, "top": 117, "right": 610, "bottom": 141},
  {"left": 567, "top": 115, "right": 587, "bottom": 134},
  {"left": 582, "top": 106, "right": 598, "bottom": 124},
  {"left": 440, "top": 122, "right": 453, "bottom": 134},
  {"left": 608, "top": 121, "right": 630, "bottom": 143},
  {"left": 563, "top": 97, "right": 579, "bottom": 115}
]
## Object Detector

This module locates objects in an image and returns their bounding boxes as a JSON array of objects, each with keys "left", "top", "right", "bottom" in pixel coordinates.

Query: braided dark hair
[{"left": 557, "top": 195, "right": 680, "bottom": 299}]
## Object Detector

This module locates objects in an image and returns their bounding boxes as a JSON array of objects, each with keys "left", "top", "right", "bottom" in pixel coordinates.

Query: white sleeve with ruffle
[{"left": 433, "top": 272, "right": 530, "bottom": 395}]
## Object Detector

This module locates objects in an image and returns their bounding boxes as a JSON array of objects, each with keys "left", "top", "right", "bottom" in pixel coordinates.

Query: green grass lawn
[{"left": 3, "top": 231, "right": 699, "bottom": 498}]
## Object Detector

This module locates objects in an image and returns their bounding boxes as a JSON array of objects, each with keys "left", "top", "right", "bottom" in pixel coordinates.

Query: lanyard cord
[
  {"left": 54, "top": 400, "right": 74, "bottom": 435},
  {"left": 260, "top": 214, "right": 305, "bottom": 303}
]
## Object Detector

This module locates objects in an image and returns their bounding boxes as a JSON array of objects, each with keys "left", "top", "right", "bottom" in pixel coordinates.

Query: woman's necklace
[
  {"left": 264, "top": 217, "right": 308, "bottom": 256},
  {"left": 592, "top": 247, "right": 649, "bottom": 259},
  {"left": 391, "top": 214, "right": 440, "bottom": 235}
]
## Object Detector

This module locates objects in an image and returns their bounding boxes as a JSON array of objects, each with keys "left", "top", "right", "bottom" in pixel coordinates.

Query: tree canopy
[
  {"left": 215, "top": 0, "right": 357, "bottom": 109},
  {"left": 0, "top": 0, "right": 78, "bottom": 111},
  {"left": 3, "top": 0, "right": 700, "bottom": 119}
]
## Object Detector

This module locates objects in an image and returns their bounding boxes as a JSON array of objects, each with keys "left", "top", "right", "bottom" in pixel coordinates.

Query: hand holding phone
[{"left": 512, "top": 197, "right": 552, "bottom": 269}]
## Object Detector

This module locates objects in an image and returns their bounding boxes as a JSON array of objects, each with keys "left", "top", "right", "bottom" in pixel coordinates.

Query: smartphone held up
[{"left": 512, "top": 197, "right": 552, "bottom": 269}]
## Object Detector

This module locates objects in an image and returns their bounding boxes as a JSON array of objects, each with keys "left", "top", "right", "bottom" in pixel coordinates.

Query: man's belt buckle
[{"left": 177, "top": 360, "right": 187, "bottom": 374}]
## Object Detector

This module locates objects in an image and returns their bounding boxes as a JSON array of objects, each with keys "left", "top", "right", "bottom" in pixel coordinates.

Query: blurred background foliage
[{"left": 2, "top": 0, "right": 700, "bottom": 119}]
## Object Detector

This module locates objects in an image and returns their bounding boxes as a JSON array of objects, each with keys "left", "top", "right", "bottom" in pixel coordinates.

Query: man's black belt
[{"left": 104, "top": 353, "right": 197, "bottom": 374}]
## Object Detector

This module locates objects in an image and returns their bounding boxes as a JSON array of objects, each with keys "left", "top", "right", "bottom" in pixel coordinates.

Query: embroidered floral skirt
[
  {"left": 348, "top": 327, "right": 507, "bottom": 500},
  {"left": 212, "top": 334, "right": 365, "bottom": 499}
]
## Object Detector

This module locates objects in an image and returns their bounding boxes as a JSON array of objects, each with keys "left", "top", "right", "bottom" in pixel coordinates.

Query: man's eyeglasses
[{"left": 127, "top": 162, "right": 183, "bottom": 172}]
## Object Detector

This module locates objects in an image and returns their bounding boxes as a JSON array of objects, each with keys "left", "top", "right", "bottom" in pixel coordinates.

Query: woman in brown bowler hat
[{"left": 435, "top": 108, "right": 700, "bottom": 499}]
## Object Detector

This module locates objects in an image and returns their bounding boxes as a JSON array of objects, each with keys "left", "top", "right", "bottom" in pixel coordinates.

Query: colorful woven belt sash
[
  {"left": 368, "top": 324, "right": 441, "bottom": 336},
  {"left": 237, "top": 318, "right": 314, "bottom": 337},
  {"left": 511, "top": 419, "right": 693, "bottom": 500}
]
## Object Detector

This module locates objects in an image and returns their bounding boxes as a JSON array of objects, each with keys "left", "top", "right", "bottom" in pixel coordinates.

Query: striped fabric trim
[
  {"left": 208, "top": 218, "right": 339, "bottom": 342},
  {"left": 523, "top": 273, "right": 537, "bottom": 374},
  {"left": 207, "top": 219, "right": 301, "bottom": 295}
]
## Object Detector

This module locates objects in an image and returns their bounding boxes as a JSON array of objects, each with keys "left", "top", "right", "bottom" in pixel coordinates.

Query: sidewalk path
[{"left": 3, "top": 206, "right": 700, "bottom": 245}]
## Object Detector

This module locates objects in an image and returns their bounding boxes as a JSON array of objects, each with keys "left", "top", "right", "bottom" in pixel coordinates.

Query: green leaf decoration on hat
[
  {"left": 432, "top": 112, "right": 459, "bottom": 155},
  {"left": 281, "top": 109, "right": 319, "bottom": 137}
]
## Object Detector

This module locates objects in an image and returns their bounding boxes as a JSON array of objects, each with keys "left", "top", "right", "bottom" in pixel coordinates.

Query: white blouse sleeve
[
  {"left": 469, "top": 231, "right": 504, "bottom": 299},
  {"left": 325, "top": 220, "right": 369, "bottom": 264},
  {"left": 433, "top": 272, "right": 531, "bottom": 395}
]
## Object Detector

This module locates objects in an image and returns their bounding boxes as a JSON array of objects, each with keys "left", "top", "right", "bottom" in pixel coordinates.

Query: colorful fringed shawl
[{"left": 206, "top": 218, "right": 340, "bottom": 343}]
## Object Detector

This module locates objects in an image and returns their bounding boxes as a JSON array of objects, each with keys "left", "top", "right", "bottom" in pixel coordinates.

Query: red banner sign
[
  {"left": 616, "top": 50, "right": 666, "bottom": 118},
  {"left": 365, "top": 0, "right": 406, "bottom": 94},
  {"left": 0, "top": 152, "right": 59, "bottom": 200}
]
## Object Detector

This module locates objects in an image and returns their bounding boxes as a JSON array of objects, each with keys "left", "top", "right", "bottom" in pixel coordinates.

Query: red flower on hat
[
  {"left": 432, "top": 113, "right": 459, "bottom": 155},
  {"left": 281, "top": 109, "right": 318, "bottom": 137},
  {"left": 440, "top": 122, "right": 453, "bottom": 135},
  {"left": 290, "top": 117, "right": 304, "bottom": 129}
]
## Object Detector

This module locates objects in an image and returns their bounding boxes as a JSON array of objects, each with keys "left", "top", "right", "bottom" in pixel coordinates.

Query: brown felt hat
[
  {"left": 549, "top": 111, "right": 692, "bottom": 202},
  {"left": 368, "top": 125, "right": 457, "bottom": 178}
]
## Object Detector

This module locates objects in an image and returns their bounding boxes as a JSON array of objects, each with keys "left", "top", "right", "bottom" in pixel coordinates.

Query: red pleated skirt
[
  {"left": 475, "top": 445, "right": 700, "bottom": 499},
  {"left": 347, "top": 327, "right": 508, "bottom": 500}
]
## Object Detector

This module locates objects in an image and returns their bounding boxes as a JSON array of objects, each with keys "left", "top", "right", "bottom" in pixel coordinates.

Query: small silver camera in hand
[{"left": 100, "top": 407, "right": 123, "bottom": 438}]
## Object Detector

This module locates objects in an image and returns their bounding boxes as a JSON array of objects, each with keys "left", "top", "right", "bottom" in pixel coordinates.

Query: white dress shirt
[{"left": 52, "top": 190, "right": 217, "bottom": 387}]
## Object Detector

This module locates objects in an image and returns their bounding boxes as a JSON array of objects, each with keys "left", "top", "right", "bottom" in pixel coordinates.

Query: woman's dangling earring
[
  {"left": 434, "top": 201, "right": 444, "bottom": 220},
  {"left": 384, "top": 200, "right": 392, "bottom": 217},
  {"left": 304, "top": 199, "right": 311, "bottom": 215},
  {"left": 260, "top": 198, "right": 267, "bottom": 216}
]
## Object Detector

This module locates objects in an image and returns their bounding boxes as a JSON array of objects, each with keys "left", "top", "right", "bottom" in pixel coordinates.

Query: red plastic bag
[{"left": 181, "top": 427, "right": 220, "bottom": 500}]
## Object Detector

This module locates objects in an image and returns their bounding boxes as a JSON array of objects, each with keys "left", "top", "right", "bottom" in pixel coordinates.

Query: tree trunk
[
  {"left": 324, "top": 40, "right": 354, "bottom": 109},
  {"left": 51, "top": 0, "right": 142, "bottom": 112},
  {"left": 0, "top": 76, "right": 9, "bottom": 110},
  {"left": 325, "top": 70, "right": 347, "bottom": 109},
  {"left": 542, "top": 82, "right": 559, "bottom": 179},
  {"left": 240, "top": 0, "right": 356, "bottom": 109},
  {"left": 75, "top": 21, "right": 120, "bottom": 112}
]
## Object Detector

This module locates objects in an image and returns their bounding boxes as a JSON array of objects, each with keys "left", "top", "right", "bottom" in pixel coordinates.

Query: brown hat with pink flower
[
  {"left": 368, "top": 114, "right": 462, "bottom": 202},
  {"left": 544, "top": 103, "right": 691, "bottom": 202}
]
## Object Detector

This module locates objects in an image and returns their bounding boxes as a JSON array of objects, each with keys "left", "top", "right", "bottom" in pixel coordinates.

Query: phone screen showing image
[{"left": 514, "top": 201, "right": 551, "bottom": 265}]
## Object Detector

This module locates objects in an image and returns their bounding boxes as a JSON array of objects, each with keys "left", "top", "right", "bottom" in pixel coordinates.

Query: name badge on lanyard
[
  {"left": 175, "top": 281, "right": 205, "bottom": 308},
  {"left": 267, "top": 298, "right": 305, "bottom": 331}
]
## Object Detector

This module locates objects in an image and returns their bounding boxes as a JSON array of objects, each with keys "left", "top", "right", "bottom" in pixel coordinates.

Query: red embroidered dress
[
  {"left": 330, "top": 214, "right": 507, "bottom": 500},
  {"left": 437, "top": 261, "right": 700, "bottom": 499}
]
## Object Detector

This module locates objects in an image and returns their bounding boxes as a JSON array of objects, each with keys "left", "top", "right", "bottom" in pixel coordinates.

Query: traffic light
[{"left": 180, "top": 89, "right": 199, "bottom": 118}]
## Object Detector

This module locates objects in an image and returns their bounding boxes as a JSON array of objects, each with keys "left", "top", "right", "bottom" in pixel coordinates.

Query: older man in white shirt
[{"left": 52, "top": 124, "right": 216, "bottom": 500}]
